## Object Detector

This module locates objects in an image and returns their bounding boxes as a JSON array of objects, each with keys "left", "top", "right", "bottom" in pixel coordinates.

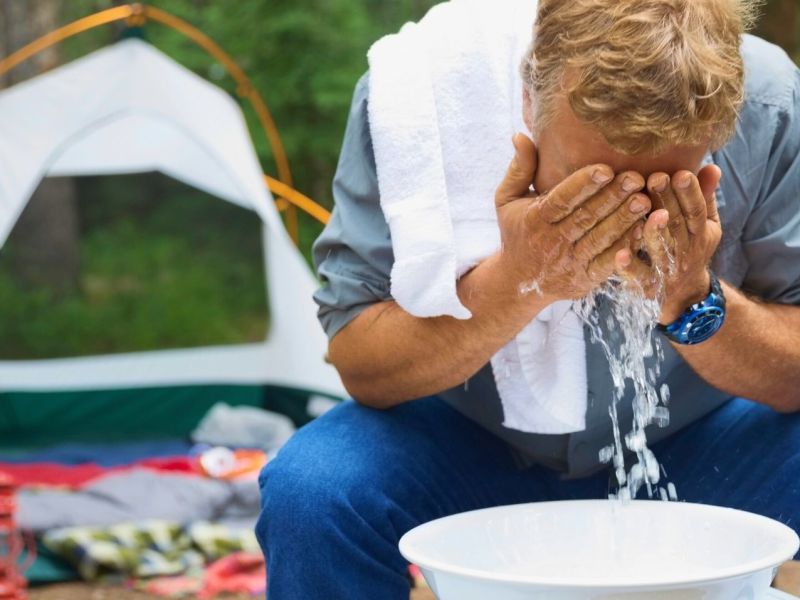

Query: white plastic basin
[{"left": 399, "top": 500, "right": 799, "bottom": 599}]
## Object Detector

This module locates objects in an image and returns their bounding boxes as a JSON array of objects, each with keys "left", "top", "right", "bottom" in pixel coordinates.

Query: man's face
[{"left": 525, "top": 93, "right": 710, "bottom": 195}]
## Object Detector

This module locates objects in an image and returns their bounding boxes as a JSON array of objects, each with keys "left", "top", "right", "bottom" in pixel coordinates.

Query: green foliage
[{"left": 0, "top": 174, "right": 268, "bottom": 359}]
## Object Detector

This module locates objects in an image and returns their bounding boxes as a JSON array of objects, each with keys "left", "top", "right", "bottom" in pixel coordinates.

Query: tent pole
[
  {"left": 0, "top": 3, "right": 329, "bottom": 238},
  {"left": 0, "top": 6, "right": 136, "bottom": 77},
  {"left": 266, "top": 176, "right": 330, "bottom": 225}
]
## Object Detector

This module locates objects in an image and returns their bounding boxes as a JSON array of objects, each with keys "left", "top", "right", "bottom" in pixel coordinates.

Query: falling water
[{"left": 574, "top": 263, "right": 676, "bottom": 501}]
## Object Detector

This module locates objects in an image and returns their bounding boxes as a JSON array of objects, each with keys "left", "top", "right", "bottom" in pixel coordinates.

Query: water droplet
[
  {"left": 653, "top": 406, "right": 670, "bottom": 428},
  {"left": 667, "top": 482, "right": 678, "bottom": 501},
  {"left": 625, "top": 431, "right": 646, "bottom": 452},
  {"left": 518, "top": 278, "right": 543, "bottom": 296},
  {"left": 659, "top": 383, "right": 670, "bottom": 406}
]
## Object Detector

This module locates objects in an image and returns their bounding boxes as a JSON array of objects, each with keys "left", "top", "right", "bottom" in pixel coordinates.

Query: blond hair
[{"left": 521, "top": 0, "right": 761, "bottom": 155}]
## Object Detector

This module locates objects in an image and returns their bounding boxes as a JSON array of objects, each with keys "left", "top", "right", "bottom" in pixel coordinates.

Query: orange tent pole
[
  {"left": 266, "top": 176, "right": 330, "bottom": 225},
  {"left": 0, "top": 3, "right": 331, "bottom": 238}
]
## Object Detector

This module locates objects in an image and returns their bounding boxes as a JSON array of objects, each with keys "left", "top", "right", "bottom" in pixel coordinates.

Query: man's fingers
[
  {"left": 698, "top": 164, "right": 722, "bottom": 223},
  {"left": 705, "top": 193, "right": 721, "bottom": 225},
  {"left": 536, "top": 164, "right": 621, "bottom": 223},
  {"left": 672, "top": 171, "right": 707, "bottom": 236},
  {"left": 586, "top": 230, "right": 635, "bottom": 284},
  {"left": 643, "top": 209, "right": 675, "bottom": 275},
  {"left": 555, "top": 172, "right": 647, "bottom": 242},
  {"left": 630, "top": 220, "right": 644, "bottom": 253},
  {"left": 647, "top": 173, "right": 688, "bottom": 248},
  {"left": 495, "top": 133, "right": 538, "bottom": 209},
  {"left": 617, "top": 256, "right": 659, "bottom": 298},
  {"left": 572, "top": 193, "right": 651, "bottom": 260}
]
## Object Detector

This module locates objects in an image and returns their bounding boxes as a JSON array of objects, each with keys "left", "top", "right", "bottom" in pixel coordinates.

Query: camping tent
[{"left": 0, "top": 38, "right": 345, "bottom": 444}]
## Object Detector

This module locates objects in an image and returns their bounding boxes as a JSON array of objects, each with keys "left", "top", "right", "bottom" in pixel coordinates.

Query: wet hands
[
  {"left": 618, "top": 167, "right": 723, "bottom": 324},
  {"left": 495, "top": 134, "right": 650, "bottom": 303}
]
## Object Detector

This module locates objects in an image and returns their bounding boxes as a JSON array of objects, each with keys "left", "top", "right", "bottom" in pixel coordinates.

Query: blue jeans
[{"left": 256, "top": 396, "right": 800, "bottom": 599}]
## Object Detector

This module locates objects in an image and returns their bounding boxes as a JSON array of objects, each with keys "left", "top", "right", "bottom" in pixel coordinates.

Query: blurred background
[{"left": 0, "top": 0, "right": 797, "bottom": 360}]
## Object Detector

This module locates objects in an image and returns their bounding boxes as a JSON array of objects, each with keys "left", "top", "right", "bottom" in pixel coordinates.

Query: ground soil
[{"left": 25, "top": 564, "right": 800, "bottom": 599}]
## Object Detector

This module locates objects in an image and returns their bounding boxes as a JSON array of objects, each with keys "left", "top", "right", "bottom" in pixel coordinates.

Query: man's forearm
[
  {"left": 670, "top": 281, "right": 800, "bottom": 412},
  {"left": 328, "top": 253, "right": 550, "bottom": 408}
]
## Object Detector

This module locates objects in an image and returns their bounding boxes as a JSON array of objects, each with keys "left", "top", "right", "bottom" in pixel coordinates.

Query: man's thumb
[{"left": 495, "top": 133, "right": 538, "bottom": 208}]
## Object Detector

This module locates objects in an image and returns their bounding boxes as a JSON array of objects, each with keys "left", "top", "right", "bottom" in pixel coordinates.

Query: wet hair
[{"left": 521, "top": 0, "right": 761, "bottom": 154}]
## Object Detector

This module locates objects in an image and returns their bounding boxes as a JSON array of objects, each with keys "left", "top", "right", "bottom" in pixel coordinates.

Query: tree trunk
[
  {"left": 0, "top": 0, "right": 80, "bottom": 295},
  {"left": 8, "top": 178, "right": 80, "bottom": 295}
]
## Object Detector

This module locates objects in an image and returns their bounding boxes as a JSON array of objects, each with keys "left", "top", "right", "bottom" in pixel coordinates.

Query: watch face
[{"left": 685, "top": 306, "right": 725, "bottom": 344}]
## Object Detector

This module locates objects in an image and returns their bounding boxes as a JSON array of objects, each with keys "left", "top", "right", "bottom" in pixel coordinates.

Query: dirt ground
[{"left": 25, "top": 564, "right": 800, "bottom": 599}]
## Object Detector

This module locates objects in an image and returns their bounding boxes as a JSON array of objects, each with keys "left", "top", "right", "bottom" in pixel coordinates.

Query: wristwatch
[{"left": 657, "top": 270, "right": 726, "bottom": 345}]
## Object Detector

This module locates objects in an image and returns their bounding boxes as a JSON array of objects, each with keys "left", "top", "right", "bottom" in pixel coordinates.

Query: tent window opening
[{"left": 0, "top": 172, "right": 269, "bottom": 359}]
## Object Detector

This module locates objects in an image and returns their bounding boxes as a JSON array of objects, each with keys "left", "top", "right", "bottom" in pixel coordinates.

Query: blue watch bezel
[{"left": 657, "top": 271, "right": 726, "bottom": 345}]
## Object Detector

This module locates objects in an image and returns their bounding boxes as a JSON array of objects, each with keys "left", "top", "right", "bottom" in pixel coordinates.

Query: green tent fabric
[
  {"left": 0, "top": 384, "right": 332, "bottom": 450},
  {"left": 0, "top": 385, "right": 264, "bottom": 449}
]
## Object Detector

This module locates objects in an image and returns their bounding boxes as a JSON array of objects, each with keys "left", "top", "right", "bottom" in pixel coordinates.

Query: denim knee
[
  {"left": 259, "top": 425, "right": 426, "bottom": 559},
  {"left": 256, "top": 434, "right": 376, "bottom": 550},
  {"left": 255, "top": 413, "right": 421, "bottom": 598},
  {"left": 256, "top": 449, "right": 323, "bottom": 549},
  {"left": 255, "top": 398, "right": 460, "bottom": 559}
]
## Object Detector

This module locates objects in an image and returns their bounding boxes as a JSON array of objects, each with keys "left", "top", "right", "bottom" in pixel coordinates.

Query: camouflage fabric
[{"left": 43, "top": 520, "right": 259, "bottom": 581}]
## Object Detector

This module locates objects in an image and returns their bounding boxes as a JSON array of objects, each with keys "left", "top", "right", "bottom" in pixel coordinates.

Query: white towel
[{"left": 367, "top": 0, "right": 588, "bottom": 434}]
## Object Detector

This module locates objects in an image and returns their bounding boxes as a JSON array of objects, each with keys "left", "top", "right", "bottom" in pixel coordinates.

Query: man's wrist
[
  {"left": 659, "top": 269, "right": 711, "bottom": 325},
  {"left": 491, "top": 252, "right": 555, "bottom": 315}
]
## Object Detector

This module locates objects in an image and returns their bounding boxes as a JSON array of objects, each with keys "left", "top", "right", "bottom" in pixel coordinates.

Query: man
[{"left": 257, "top": 0, "right": 800, "bottom": 598}]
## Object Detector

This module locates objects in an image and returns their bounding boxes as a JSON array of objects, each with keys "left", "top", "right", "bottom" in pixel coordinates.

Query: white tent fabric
[{"left": 0, "top": 38, "right": 345, "bottom": 397}]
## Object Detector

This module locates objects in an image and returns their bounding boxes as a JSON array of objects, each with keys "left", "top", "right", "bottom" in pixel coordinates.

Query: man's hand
[
  {"left": 495, "top": 134, "right": 650, "bottom": 302},
  {"left": 619, "top": 166, "right": 723, "bottom": 323}
]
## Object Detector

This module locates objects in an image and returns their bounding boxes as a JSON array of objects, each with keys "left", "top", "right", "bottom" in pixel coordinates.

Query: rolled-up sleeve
[
  {"left": 312, "top": 74, "right": 395, "bottom": 340},
  {"left": 741, "top": 67, "right": 800, "bottom": 304}
]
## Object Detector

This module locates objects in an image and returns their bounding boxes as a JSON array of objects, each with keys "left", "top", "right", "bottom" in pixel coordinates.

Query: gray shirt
[{"left": 313, "top": 34, "right": 800, "bottom": 477}]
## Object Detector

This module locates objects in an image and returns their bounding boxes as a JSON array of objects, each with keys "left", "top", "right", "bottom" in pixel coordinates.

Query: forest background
[{"left": 0, "top": 0, "right": 797, "bottom": 359}]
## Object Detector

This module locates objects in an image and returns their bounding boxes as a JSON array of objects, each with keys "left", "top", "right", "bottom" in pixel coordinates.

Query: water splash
[
  {"left": 574, "top": 269, "right": 674, "bottom": 502},
  {"left": 519, "top": 277, "right": 543, "bottom": 296}
]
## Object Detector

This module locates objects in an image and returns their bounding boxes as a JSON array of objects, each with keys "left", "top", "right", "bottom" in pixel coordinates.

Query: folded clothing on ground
[
  {"left": 191, "top": 402, "right": 295, "bottom": 452},
  {"left": 19, "top": 469, "right": 261, "bottom": 532}
]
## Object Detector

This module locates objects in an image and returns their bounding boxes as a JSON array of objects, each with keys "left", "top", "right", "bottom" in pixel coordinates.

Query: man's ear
[{"left": 522, "top": 88, "right": 535, "bottom": 133}]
